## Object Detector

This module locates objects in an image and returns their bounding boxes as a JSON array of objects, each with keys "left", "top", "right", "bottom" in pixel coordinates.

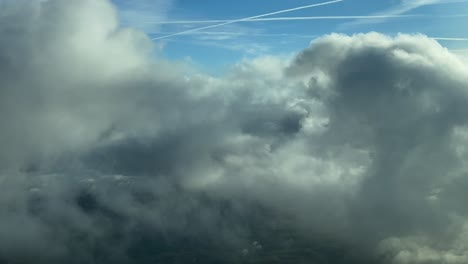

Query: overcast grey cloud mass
[{"left": 1, "top": 0, "right": 468, "bottom": 263}]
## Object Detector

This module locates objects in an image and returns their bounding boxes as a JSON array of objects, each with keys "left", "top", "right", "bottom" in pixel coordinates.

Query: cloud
[
  {"left": 451, "top": 48, "right": 468, "bottom": 63},
  {"left": 287, "top": 32, "right": 468, "bottom": 263},
  {"left": 1, "top": 0, "right": 468, "bottom": 264}
]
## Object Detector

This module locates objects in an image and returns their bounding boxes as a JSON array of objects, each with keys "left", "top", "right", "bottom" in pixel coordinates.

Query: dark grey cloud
[
  {"left": 288, "top": 33, "right": 468, "bottom": 263},
  {"left": 1, "top": 1, "right": 468, "bottom": 264}
]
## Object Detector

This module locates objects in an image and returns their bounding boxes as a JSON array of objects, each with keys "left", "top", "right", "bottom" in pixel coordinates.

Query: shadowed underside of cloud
[{"left": 1, "top": 0, "right": 468, "bottom": 264}]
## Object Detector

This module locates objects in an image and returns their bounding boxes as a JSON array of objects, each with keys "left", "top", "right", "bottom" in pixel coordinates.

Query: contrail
[
  {"left": 152, "top": 0, "right": 345, "bottom": 40},
  {"left": 152, "top": 31, "right": 317, "bottom": 39},
  {"left": 433, "top": 37, "right": 468, "bottom": 41},
  {"left": 150, "top": 15, "right": 419, "bottom": 25},
  {"left": 151, "top": 31, "right": 468, "bottom": 41}
]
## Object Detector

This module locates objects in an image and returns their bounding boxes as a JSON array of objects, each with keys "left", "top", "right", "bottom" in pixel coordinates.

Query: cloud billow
[{"left": 1, "top": 1, "right": 468, "bottom": 263}]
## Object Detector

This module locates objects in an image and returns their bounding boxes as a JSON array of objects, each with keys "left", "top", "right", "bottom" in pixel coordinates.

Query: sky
[
  {"left": 113, "top": 0, "right": 468, "bottom": 71},
  {"left": 3, "top": 1, "right": 468, "bottom": 264}
]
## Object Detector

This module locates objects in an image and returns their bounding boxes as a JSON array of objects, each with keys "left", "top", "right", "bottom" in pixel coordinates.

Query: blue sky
[{"left": 112, "top": 0, "right": 468, "bottom": 72}]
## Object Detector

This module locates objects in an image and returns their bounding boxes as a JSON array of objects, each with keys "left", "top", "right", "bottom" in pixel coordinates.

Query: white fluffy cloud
[{"left": 1, "top": 0, "right": 468, "bottom": 263}]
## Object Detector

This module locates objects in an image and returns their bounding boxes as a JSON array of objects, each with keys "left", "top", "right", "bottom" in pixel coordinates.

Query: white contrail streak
[
  {"left": 153, "top": 31, "right": 317, "bottom": 39},
  {"left": 433, "top": 37, "right": 468, "bottom": 41},
  {"left": 150, "top": 15, "right": 419, "bottom": 25},
  {"left": 152, "top": 0, "right": 345, "bottom": 40}
]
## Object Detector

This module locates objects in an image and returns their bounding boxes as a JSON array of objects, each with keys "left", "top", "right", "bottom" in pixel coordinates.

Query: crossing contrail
[
  {"left": 150, "top": 14, "right": 419, "bottom": 25},
  {"left": 152, "top": 0, "right": 345, "bottom": 40}
]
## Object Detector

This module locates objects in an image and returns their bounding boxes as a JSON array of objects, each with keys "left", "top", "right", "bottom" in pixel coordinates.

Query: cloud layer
[{"left": 1, "top": 0, "right": 468, "bottom": 263}]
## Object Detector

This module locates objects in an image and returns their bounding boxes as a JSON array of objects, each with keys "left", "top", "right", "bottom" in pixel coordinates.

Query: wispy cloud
[
  {"left": 114, "top": 0, "right": 173, "bottom": 33},
  {"left": 148, "top": 14, "right": 420, "bottom": 25},
  {"left": 152, "top": 0, "right": 345, "bottom": 40},
  {"left": 344, "top": 0, "right": 468, "bottom": 27},
  {"left": 195, "top": 40, "right": 271, "bottom": 55},
  {"left": 385, "top": 0, "right": 467, "bottom": 16}
]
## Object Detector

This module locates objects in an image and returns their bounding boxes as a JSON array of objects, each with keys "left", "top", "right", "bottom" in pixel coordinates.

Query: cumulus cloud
[
  {"left": 1, "top": 0, "right": 468, "bottom": 263},
  {"left": 288, "top": 32, "right": 468, "bottom": 263}
]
